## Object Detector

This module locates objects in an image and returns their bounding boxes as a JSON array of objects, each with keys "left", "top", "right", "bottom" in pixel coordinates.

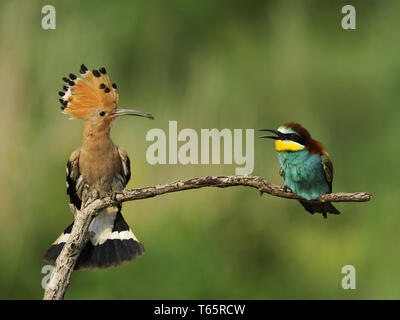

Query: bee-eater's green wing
[{"left": 320, "top": 154, "right": 333, "bottom": 192}]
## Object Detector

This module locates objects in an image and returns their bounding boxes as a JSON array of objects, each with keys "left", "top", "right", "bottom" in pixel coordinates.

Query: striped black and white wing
[
  {"left": 117, "top": 146, "right": 131, "bottom": 188},
  {"left": 66, "top": 148, "right": 83, "bottom": 210},
  {"left": 43, "top": 148, "right": 82, "bottom": 264}
]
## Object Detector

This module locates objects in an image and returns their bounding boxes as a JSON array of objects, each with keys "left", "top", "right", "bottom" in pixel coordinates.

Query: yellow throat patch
[{"left": 275, "top": 140, "right": 305, "bottom": 152}]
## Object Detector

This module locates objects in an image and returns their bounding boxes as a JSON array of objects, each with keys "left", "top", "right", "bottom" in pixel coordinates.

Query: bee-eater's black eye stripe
[{"left": 285, "top": 134, "right": 305, "bottom": 145}]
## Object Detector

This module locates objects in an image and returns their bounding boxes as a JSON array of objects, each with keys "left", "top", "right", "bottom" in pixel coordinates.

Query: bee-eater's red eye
[{"left": 291, "top": 134, "right": 297, "bottom": 139}]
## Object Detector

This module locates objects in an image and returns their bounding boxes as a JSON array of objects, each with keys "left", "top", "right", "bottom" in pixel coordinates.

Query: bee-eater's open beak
[
  {"left": 110, "top": 108, "right": 154, "bottom": 120},
  {"left": 258, "top": 129, "right": 283, "bottom": 140}
]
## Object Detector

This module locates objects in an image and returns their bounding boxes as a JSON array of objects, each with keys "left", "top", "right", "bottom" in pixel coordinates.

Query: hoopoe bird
[
  {"left": 43, "top": 64, "right": 154, "bottom": 269},
  {"left": 259, "top": 122, "right": 340, "bottom": 218}
]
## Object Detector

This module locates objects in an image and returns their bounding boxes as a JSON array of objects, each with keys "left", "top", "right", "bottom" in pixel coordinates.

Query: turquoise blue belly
[{"left": 277, "top": 150, "right": 329, "bottom": 200}]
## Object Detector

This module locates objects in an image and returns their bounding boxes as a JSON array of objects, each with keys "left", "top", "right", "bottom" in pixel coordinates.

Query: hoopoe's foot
[
  {"left": 111, "top": 191, "right": 118, "bottom": 201},
  {"left": 108, "top": 191, "right": 123, "bottom": 202}
]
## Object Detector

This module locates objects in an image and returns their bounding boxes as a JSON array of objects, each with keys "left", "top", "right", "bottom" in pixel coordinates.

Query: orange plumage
[{"left": 59, "top": 65, "right": 119, "bottom": 119}]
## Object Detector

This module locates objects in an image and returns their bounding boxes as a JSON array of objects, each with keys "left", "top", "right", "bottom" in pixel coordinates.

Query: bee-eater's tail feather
[
  {"left": 42, "top": 211, "right": 144, "bottom": 269},
  {"left": 299, "top": 200, "right": 340, "bottom": 218}
]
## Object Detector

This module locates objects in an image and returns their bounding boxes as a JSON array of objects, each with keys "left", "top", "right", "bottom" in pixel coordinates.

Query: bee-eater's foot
[{"left": 283, "top": 186, "right": 292, "bottom": 193}]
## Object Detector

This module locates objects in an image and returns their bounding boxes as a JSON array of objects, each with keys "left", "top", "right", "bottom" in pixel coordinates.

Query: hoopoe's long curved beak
[{"left": 111, "top": 108, "right": 154, "bottom": 120}]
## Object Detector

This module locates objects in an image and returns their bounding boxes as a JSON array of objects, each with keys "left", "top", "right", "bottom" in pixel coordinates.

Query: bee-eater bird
[
  {"left": 259, "top": 122, "right": 340, "bottom": 218},
  {"left": 43, "top": 64, "right": 154, "bottom": 269}
]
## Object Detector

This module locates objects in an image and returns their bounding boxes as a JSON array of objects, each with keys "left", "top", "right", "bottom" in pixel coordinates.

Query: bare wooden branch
[
  {"left": 43, "top": 175, "right": 372, "bottom": 300},
  {"left": 115, "top": 175, "right": 372, "bottom": 203}
]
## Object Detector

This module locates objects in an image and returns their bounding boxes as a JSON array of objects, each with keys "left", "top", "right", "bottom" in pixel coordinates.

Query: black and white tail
[{"left": 43, "top": 210, "right": 144, "bottom": 269}]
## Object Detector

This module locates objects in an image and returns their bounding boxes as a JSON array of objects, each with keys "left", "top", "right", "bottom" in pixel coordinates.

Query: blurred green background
[{"left": 0, "top": 0, "right": 398, "bottom": 299}]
